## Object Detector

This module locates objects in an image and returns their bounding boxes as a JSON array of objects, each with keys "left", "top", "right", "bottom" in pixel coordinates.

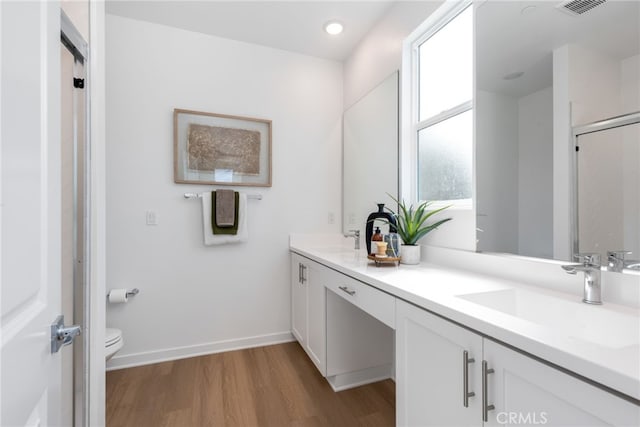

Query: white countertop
[{"left": 290, "top": 235, "right": 640, "bottom": 402}]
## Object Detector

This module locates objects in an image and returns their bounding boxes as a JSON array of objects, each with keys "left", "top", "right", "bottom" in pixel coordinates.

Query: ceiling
[
  {"left": 476, "top": 0, "right": 640, "bottom": 98},
  {"left": 105, "top": 0, "right": 397, "bottom": 61},
  {"left": 106, "top": 1, "right": 639, "bottom": 92}
]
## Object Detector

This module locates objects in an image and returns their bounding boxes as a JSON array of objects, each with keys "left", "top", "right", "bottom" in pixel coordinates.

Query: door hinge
[{"left": 73, "top": 78, "right": 85, "bottom": 89}]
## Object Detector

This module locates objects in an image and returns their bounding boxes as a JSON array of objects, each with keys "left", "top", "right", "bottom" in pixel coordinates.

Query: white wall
[
  {"left": 106, "top": 15, "right": 343, "bottom": 368},
  {"left": 475, "top": 86, "right": 553, "bottom": 259},
  {"left": 343, "top": 1, "right": 442, "bottom": 109},
  {"left": 567, "top": 45, "right": 622, "bottom": 125},
  {"left": 475, "top": 90, "right": 519, "bottom": 254},
  {"left": 518, "top": 86, "right": 553, "bottom": 258},
  {"left": 621, "top": 54, "right": 640, "bottom": 112}
]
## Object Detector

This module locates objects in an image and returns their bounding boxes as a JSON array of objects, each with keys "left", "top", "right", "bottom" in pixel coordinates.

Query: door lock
[{"left": 51, "top": 315, "right": 81, "bottom": 353}]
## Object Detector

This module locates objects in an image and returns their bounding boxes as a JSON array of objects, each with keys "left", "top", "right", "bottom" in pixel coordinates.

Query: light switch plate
[{"left": 146, "top": 210, "right": 158, "bottom": 225}]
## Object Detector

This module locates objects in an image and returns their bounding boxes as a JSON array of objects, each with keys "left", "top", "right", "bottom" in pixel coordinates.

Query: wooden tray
[{"left": 367, "top": 254, "right": 401, "bottom": 266}]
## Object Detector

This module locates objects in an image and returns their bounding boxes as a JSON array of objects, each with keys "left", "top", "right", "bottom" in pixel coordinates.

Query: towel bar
[{"left": 184, "top": 192, "right": 262, "bottom": 200}]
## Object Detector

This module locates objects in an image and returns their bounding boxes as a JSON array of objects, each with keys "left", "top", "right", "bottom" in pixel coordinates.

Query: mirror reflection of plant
[{"left": 376, "top": 194, "right": 452, "bottom": 246}]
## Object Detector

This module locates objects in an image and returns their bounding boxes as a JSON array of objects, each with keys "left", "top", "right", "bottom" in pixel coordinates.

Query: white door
[
  {"left": 291, "top": 254, "right": 307, "bottom": 345},
  {"left": 484, "top": 340, "right": 640, "bottom": 427},
  {"left": 396, "top": 299, "right": 483, "bottom": 427},
  {"left": 1, "top": 1, "right": 66, "bottom": 425},
  {"left": 305, "top": 264, "right": 326, "bottom": 376}
]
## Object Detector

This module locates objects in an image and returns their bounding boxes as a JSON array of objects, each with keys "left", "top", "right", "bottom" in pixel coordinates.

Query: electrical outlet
[
  {"left": 328, "top": 212, "right": 335, "bottom": 224},
  {"left": 146, "top": 210, "right": 158, "bottom": 225}
]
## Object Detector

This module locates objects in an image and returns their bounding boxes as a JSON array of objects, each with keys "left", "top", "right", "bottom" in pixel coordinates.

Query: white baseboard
[
  {"left": 106, "top": 331, "right": 295, "bottom": 371},
  {"left": 326, "top": 363, "right": 393, "bottom": 392}
]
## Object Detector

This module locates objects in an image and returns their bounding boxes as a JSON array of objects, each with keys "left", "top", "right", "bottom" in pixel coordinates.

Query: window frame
[{"left": 401, "top": 0, "right": 474, "bottom": 210}]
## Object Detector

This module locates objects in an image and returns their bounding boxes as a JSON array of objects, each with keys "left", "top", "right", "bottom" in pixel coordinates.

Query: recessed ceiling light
[
  {"left": 324, "top": 20, "right": 344, "bottom": 36},
  {"left": 503, "top": 71, "right": 525, "bottom": 80},
  {"left": 521, "top": 5, "right": 537, "bottom": 14}
]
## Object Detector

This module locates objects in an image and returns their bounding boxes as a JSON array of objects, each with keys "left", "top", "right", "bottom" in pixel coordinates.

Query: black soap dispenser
[{"left": 366, "top": 203, "right": 397, "bottom": 255}]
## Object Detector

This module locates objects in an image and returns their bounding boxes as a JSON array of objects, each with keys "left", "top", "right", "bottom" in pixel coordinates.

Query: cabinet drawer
[{"left": 321, "top": 268, "right": 395, "bottom": 329}]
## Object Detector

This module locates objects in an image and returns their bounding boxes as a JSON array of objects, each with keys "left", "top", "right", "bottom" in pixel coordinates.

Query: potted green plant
[{"left": 379, "top": 194, "right": 452, "bottom": 265}]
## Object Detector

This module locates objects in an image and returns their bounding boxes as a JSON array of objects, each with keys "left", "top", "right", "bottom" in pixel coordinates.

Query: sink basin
[
  {"left": 458, "top": 288, "right": 639, "bottom": 349},
  {"left": 625, "top": 262, "right": 640, "bottom": 271}
]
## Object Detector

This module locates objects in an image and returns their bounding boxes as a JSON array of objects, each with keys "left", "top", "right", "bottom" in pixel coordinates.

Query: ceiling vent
[{"left": 557, "top": 0, "right": 607, "bottom": 16}]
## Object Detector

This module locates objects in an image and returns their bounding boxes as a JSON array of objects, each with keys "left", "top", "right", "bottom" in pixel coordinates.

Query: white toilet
[{"left": 105, "top": 328, "right": 124, "bottom": 361}]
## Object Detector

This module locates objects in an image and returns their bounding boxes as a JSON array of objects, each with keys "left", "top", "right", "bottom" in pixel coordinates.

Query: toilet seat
[
  {"left": 105, "top": 328, "right": 122, "bottom": 347},
  {"left": 105, "top": 328, "right": 124, "bottom": 362}
]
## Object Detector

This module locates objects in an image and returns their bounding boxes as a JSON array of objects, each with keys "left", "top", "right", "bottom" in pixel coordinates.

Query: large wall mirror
[
  {"left": 343, "top": 72, "right": 399, "bottom": 236},
  {"left": 475, "top": 0, "right": 639, "bottom": 274}
]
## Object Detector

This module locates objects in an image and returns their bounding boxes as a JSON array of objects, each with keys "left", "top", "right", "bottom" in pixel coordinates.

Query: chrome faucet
[
  {"left": 561, "top": 253, "right": 602, "bottom": 305},
  {"left": 607, "top": 250, "right": 632, "bottom": 272},
  {"left": 344, "top": 229, "right": 360, "bottom": 250}
]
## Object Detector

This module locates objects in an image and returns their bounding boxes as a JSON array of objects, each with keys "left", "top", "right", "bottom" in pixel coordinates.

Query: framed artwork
[{"left": 173, "top": 109, "right": 272, "bottom": 186}]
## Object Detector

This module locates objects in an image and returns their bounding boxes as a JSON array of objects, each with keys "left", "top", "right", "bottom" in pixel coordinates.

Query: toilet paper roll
[{"left": 108, "top": 289, "right": 128, "bottom": 304}]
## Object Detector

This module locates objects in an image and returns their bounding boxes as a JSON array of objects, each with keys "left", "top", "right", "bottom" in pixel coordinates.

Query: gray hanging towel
[{"left": 215, "top": 189, "right": 236, "bottom": 227}]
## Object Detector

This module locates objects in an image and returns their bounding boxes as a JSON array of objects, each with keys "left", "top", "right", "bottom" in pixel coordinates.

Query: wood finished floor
[{"left": 106, "top": 341, "right": 395, "bottom": 427}]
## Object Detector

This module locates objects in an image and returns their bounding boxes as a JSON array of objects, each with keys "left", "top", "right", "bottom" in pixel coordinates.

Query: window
[
  {"left": 418, "top": 109, "right": 472, "bottom": 201},
  {"left": 404, "top": 2, "right": 473, "bottom": 207}
]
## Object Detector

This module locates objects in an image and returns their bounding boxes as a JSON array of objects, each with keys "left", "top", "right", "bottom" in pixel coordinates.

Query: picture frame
[{"left": 173, "top": 108, "right": 272, "bottom": 187}]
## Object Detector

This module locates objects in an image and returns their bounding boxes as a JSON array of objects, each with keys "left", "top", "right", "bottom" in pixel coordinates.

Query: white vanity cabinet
[
  {"left": 290, "top": 253, "right": 326, "bottom": 376},
  {"left": 396, "top": 300, "right": 640, "bottom": 427},
  {"left": 290, "top": 252, "right": 394, "bottom": 389}
]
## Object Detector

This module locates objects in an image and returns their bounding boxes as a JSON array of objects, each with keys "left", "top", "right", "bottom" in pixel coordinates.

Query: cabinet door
[
  {"left": 306, "top": 263, "right": 326, "bottom": 376},
  {"left": 396, "top": 300, "right": 483, "bottom": 427},
  {"left": 484, "top": 340, "right": 640, "bottom": 427},
  {"left": 290, "top": 254, "right": 307, "bottom": 346}
]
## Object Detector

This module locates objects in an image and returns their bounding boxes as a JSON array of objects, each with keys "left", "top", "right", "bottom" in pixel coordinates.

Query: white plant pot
[{"left": 400, "top": 244, "right": 421, "bottom": 265}]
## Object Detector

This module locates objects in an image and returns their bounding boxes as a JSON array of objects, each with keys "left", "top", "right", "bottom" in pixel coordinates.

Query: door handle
[
  {"left": 482, "top": 360, "right": 495, "bottom": 422},
  {"left": 51, "top": 315, "right": 82, "bottom": 353},
  {"left": 463, "top": 350, "right": 475, "bottom": 407},
  {"left": 338, "top": 285, "right": 356, "bottom": 296}
]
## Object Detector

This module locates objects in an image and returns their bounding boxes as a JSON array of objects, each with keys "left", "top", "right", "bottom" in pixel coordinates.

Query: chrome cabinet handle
[
  {"left": 482, "top": 360, "right": 495, "bottom": 422},
  {"left": 298, "top": 263, "right": 302, "bottom": 284},
  {"left": 463, "top": 350, "right": 475, "bottom": 407},
  {"left": 301, "top": 264, "right": 307, "bottom": 284},
  {"left": 338, "top": 285, "right": 356, "bottom": 296}
]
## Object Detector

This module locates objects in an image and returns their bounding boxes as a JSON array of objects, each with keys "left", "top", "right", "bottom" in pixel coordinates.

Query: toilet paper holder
[{"left": 106, "top": 288, "right": 140, "bottom": 299}]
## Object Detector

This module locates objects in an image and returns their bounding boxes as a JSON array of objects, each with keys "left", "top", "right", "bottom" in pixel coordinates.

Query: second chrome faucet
[
  {"left": 344, "top": 229, "right": 360, "bottom": 250},
  {"left": 561, "top": 254, "right": 602, "bottom": 305}
]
